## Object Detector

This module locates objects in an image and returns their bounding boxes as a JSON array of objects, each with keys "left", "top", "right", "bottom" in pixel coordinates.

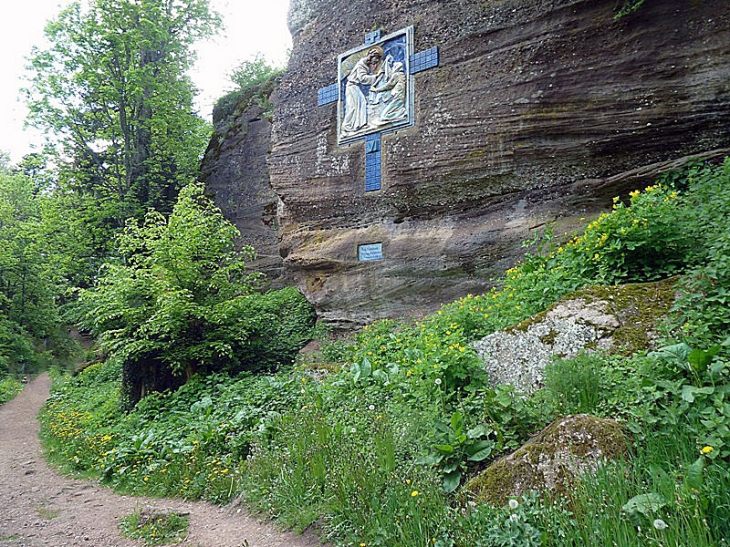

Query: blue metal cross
[{"left": 317, "top": 29, "right": 440, "bottom": 193}]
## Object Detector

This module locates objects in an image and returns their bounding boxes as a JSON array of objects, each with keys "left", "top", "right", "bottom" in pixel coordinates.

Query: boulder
[
  {"left": 472, "top": 278, "right": 676, "bottom": 392},
  {"left": 464, "top": 414, "right": 628, "bottom": 505}
]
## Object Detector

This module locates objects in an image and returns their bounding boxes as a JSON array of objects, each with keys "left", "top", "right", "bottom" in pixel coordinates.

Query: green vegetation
[
  {"left": 120, "top": 509, "right": 189, "bottom": 546},
  {"left": 24, "top": 0, "right": 219, "bottom": 222},
  {"left": 614, "top": 0, "right": 646, "bottom": 19},
  {"left": 38, "top": 160, "right": 730, "bottom": 545},
  {"left": 212, "top": 54, "right": 283, "bottom": 124},
  {"left": 3, "top": 2, "right": 729, "bottom": 543},
  {"left": 0, "top": 376, "right": 23, "bottom": 406},
  {"left": 0, "top": 161, "right": 79, "bottom": 399},
  {"left": 71, "top": 183, "right": 314, "bottom": 408}
]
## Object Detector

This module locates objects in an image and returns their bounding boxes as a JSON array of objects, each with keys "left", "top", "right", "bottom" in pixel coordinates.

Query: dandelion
[
  {"left": 360, "top": 543, "right": 367, "bottom": 546},
  {"left": 653, "top": 518, "right": 668, "bottom": 530},
  {"left": 508, "top": 499, "right": 519, "bottom": 510},
  {"left": 411, "top": 490, "right": 419, "bottom": 497},
  {"left": 434, "top": 378, "right": 442, "bottom": 385},
  {"left": 701, "top": 446, "right": 714, "bottom": 454},
  {"left": 368, "top": 404, "right": 375, "bottom": 411}
]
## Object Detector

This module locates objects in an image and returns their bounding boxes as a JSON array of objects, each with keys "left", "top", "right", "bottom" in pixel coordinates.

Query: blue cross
[{"left": 317, "top": 29, "right": 439, "bottom": 193}]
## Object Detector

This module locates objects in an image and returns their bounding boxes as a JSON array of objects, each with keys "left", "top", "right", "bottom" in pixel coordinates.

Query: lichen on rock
[
  {"left": 464, "top": 414, "right": 628, "bottom": 506},
  {"left": 471, "top": 278, "right": 677, "bottom": 392}
]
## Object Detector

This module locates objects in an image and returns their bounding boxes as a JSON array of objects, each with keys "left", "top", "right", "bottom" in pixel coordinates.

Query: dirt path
[{"left": 0, "top": 374, "right": 323, "bottom": 547}]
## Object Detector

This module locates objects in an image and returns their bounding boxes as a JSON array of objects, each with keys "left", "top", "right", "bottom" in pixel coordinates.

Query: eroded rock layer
[
  {"left": 269, "top": 0, "right": 730, "bottom": 325},
  {"left": 201, "top": 102, "right": 285, "bottom": 284}
]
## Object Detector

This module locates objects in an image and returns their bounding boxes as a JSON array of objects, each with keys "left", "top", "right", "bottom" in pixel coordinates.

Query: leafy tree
[
  {"left": 0, "top": 170, "right": 62, "bottom": 374},
  {"left": 228, "top": 53, "right": 284, "bottom": 91},
  {"left": 24, "top": 0, "right": 220, "bottom": 223},
  {"left": 77, "top": 183, "right": 315, "bottom": 408}
]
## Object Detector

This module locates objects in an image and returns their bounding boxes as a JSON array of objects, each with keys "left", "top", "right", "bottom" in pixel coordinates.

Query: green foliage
[
  {"left": 212, "top": 54, "right": 283, "bottom": 124},
  {"left": 614, "top": 0, "right": 646, "bottom": 19},
  {"left": 24, "top": 0, "right": 219, "bottom": 227},
  {"left": 39, "top": 158, "right": 730, "bottom": 546},
  {"left": 420, "top": 410, "right": 495, "bottom": 493},
  {"left": 634, "top": 341, "right": 730, "bottom": 460},
  {"left": 76, "top": 183, "right": 314, "bottom": 406},
  {"left": 0, "top": 375, "right": 23, "bottom": 406},
  {"left": 549, "top": 421, "right": 729, "bottom": 546},
  {"left": 438, "top": 493, "right": 571, "bottom": 547},
  {"left": 0, "top": 168, "right": 74, "bottom": 374},
  {"left": 542, "top": 353, "right": 603, "bottom": 415},
  {"left": 120, "top": 509, "right": 189, "bottom": 546},
  {"left": 229, "top": 54, "right": 284, "bottom": 90}
]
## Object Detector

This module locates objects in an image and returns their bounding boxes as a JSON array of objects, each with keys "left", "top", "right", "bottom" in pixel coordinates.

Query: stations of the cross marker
[
  {"left": 317, "top": 26, "right": 440, "bottom": 262},
  {"left": 317, "top": 27, "right": 439, "bottom": 193}
]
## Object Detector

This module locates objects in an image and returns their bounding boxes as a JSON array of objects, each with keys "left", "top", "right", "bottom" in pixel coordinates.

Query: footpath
[{"left": 0, "top": 374, "right": 322, "bottom": 547}]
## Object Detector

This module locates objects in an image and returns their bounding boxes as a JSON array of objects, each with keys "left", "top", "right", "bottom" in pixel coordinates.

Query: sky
[{"left": 0, "top": 0, "right": 292, "bottom": 163}]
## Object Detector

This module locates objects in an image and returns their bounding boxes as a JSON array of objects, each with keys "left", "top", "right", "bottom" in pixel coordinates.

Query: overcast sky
[{"left": 0, "top": 0, "right": 292, "bottom": 163}]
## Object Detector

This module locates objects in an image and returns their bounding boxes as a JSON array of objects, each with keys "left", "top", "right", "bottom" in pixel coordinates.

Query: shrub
[
  {"left": 0, "top": 375, "right": 23, "bottom": 405},
  {"left": 212, "top": 55, "right": 283, "bottom": 124},
  {"left": 76, "top": 183, "right": 315, "bottom": 407}
]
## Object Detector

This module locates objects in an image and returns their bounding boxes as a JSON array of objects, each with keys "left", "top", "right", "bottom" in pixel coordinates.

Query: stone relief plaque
[{"left": 337, "top": 27, "right": 414, "bottom": 145}]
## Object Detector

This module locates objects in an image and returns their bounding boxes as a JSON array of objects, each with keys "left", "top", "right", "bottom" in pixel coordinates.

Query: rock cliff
[
  {"left": 200, "top": 87, "right": 286, "bottom": 285},
  {"left": 210, "top": 0, "right": 730, "bottom": 326}
]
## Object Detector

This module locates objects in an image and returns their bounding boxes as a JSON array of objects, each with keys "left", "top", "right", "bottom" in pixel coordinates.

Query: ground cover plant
[
  {"left": 0, "top": 375, "right": 23, "bottom": 405},
  {"left": 120, "top": 508, "right": 189, "bottom": 546},
  {"left": 41, "top": 158, "right": 730, "bottom": 546}
]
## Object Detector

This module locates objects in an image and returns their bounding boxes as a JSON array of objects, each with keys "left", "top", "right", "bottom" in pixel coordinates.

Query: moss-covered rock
[
  {"left": 464, "top": 414, "right": 628, "bottom": 506},
  {"left": 472, "top": 278, "right": 677, "bottom": 392}
]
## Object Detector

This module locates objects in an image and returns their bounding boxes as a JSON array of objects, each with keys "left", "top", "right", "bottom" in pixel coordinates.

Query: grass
[
  {"left": 120, "top": 508, "right": 189, "bottom": 546},
  {"left": 0, "top": 375, "right": 23, "bottom": 405},
  {"left": 40, "top": 158, "right": 730, "bottom": 546}
]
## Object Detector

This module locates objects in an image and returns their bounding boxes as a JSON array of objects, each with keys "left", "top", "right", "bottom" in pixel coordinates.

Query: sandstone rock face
[
  {"left": 269, "top": 0, "right": 730, "bottom": 325},
  {"left": 201, "top": 102, "right": 286, "bottom": 285},
  {"left": 465, "top": 414, "right": 628, "bottom": 506}
]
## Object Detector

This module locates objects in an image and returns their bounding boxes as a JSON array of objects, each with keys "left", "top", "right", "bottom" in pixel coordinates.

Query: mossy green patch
[
  {"left": 508, "top": 277, "right": 677, "bottom": 355},
  {"left": 465, "top": 415, "right": 628, "bottom": 506},
  {"left": 569, "top": 277, "right": 678, "bottom": 355}
]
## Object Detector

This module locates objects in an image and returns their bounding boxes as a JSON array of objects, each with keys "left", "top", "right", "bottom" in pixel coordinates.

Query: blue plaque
[{"left": 358, "top": 243, "right": 384, "bottom": 261}]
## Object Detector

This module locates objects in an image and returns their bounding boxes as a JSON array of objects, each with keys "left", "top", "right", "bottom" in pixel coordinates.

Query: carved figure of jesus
[{"left": 341, "top": 47, "right": 383, "bottom": 137}]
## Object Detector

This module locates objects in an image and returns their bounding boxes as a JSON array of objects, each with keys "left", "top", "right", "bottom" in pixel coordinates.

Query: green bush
[
  {"left": 212, "top": 55, "right": 282, "bottom": 124},
  {"left": 76, "top": 183, "right": 315, "bottom": 407},
  {"left": 0, "top": 375, "right": 23, "bottom": 405}
]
